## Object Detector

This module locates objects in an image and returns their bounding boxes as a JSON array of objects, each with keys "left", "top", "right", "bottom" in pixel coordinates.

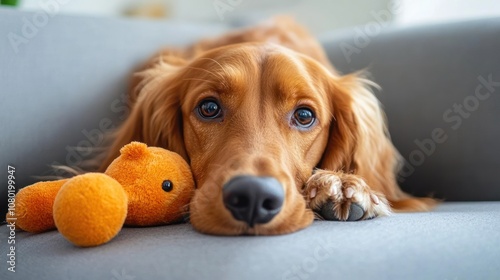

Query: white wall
[
  {"left": 18, "top": 0, "right": 500, "bottom": 33},
  {"left": 18, "top": 0, "right": 392, "bottom": 33},
  {"left": 20, "top": 0, "right": 136, "bottom": 16},
  {"left": 172, "top": 0, "right": 393, "bottom": 33},
  {"left": 395, "top": 0, "right": 500, "bottom": 26}
]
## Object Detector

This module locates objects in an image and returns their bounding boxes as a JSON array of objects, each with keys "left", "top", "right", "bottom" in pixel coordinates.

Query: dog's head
[{"left": 104, "top": 42, "right": 390, "bottom": 235}]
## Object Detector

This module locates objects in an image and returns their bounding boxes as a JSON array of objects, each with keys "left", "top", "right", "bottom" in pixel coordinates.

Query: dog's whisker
[
  {"left": 184, "top": 66, "right": 225, "bottom": 80},
  {"left": 196, "top": 57, "right": 231, "bottom": 88},
  {"left": 197, "top": 57, "right": 225, "bottom": 73},
  {"left": 182, "top": 78, "right": 218, "bottom": 85}
]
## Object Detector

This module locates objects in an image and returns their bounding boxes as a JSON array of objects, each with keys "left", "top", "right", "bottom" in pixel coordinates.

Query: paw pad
[{"left": 319, "top": 201, "right": 366, "bottom": 221}]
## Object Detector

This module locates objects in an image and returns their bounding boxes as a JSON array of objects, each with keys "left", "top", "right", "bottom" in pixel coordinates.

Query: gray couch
[{"left": 1, "top": 8, "right": 499, "bottom": 280}]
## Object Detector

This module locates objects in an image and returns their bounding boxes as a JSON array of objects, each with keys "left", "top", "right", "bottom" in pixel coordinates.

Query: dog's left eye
[
  {"left": 162, "top": 180, "right": 173, "bottom": 192},
  {"left": 292, "top": 107, "right": 316, "bottom": 128},
  {"left": 197, "top": 99, "right": 222, "bottom": 119}
]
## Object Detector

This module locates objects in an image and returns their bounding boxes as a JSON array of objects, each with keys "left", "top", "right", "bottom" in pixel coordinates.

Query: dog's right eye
[
  {"left": 292, "top": 107, "right": 316, "bottom": 129},
  {"left": 197, "top": 99, "right": 222, "bottom": 119}
]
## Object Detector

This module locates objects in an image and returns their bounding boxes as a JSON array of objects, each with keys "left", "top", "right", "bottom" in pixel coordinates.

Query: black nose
[{"left": 223, "top": 176, "right": 284, "bottom": 227}]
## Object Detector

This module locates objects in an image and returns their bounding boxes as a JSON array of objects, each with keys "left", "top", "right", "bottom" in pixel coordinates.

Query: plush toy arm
[{"left": 6, "top": 179, "right": 68, "bottom": 233}]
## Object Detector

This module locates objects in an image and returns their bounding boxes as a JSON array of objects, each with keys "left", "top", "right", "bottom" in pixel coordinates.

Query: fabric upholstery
[
  {"left": 1, "top": 9, "right": 499, "bottom": 280},
  {"left": 321, "top": 18, "right": 500, "bottom": 201},
  {"left": 1, "top": 202, "right": 499, "bottom": 280}
]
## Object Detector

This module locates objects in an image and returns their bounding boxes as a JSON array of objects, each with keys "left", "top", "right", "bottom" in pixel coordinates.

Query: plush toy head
[{"left": 105, "top": 142, "right": 194, "bottom": 226}]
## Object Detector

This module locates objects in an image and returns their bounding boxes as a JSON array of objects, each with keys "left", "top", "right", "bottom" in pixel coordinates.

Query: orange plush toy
[{"left": 6, "top": 142, "right": 195, "bottom": 247}]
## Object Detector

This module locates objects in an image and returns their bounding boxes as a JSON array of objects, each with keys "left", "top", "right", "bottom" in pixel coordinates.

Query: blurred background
[{"left": 3, "top": 0, "right": 500, "bottom": 33}]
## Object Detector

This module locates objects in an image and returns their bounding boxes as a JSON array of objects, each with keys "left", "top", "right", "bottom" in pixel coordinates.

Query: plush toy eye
[{"left": 162, "top": 180, "right": 173, "bottom": 192}]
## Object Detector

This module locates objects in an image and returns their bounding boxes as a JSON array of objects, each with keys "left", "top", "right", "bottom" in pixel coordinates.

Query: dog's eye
[
  {"left": 162, "top": 180, "right": 173, "bottom": 192},
  {"left": 292, "top": 108, "right": 315, "bottom": 128},
  {"left": 198, "top": 99, "right": 222, "bottom": 119}
]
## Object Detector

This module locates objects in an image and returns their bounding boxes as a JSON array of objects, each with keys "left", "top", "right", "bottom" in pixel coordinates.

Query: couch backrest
[
  {"left": 0, "top": 8, "right": 227, "bottom": 216},
  {"left": 322, "top": 17, "right": 500, "bottom": 201}
]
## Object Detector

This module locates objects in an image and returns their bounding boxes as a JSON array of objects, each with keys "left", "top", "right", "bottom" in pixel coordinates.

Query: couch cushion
[{"left": 1, "top": 202, "right": 499, "bottom": 280}]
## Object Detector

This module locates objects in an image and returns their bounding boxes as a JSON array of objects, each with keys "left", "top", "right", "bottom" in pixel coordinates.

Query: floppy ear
[
  {"left": 99, "top": 56, "right": 188, "bottom": 171},
  {"left": 319, "top": 73, "right": 405, "bottom": 200}
]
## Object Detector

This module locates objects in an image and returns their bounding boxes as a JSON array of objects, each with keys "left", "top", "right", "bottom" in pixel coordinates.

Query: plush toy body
[
  {"left": 54, "top": 173, "right": 128, "bottom": 246},
  {"left": 7, "top": 142, "right": 195, "bottom": 247}
]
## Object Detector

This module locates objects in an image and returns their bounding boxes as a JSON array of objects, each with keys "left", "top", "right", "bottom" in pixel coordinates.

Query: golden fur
[{"left": 99, "top": 17, "right": 436, "bottom": 235}]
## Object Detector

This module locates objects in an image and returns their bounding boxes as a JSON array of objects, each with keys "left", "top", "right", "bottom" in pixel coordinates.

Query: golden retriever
[{"left": 99, "top": 17, "right": 436, "bottom": 235}]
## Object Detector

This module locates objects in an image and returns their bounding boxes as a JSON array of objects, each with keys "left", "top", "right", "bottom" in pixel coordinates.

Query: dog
[{"left": 99, "top": 17, "right": 436, "bottom": 235}]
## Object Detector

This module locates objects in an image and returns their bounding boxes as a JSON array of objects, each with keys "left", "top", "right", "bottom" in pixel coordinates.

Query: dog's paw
[{"left": 304, "top": 170, "right": 391, "bottom": 221}]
